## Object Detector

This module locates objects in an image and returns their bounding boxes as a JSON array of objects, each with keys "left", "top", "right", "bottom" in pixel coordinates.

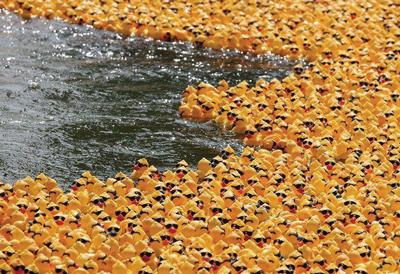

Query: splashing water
[{"left": 0, "top": 10, "right": 296, "bottom": 185}]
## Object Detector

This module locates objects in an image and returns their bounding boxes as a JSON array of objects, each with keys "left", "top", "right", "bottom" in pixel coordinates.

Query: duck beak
[
  {"left": 211, "top": 263, "right": 219, "bottom": 271},
  {"left": 141, "top": 255, "right": 151, "bottom": 262},
  {"left": 177, "top": 172, "right": 184, "bottom": 179},
  {"left": 365, "top": 169, "right": 372, "bottom": 174},
  {"left": 56, "top": 220, "right": 64, "bottom": 226}
]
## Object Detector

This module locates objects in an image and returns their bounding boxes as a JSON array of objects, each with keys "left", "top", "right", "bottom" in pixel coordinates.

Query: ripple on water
[{"left": 0, "top": 10, "right": 297, "bottom": 186}]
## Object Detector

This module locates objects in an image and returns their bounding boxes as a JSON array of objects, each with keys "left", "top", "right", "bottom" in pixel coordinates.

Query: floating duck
[{"left": 1, "top": 0, "right": 400, "bottom": 272}]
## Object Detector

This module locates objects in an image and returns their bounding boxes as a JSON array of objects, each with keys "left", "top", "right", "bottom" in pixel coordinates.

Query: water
[{"left": 0, "top": 10, "right": 295, "bottom": 185}]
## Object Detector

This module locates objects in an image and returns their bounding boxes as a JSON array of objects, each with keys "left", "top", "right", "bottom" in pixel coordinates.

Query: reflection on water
[{"left": 0, "top": 10, "right": 295, "bottom": 186}]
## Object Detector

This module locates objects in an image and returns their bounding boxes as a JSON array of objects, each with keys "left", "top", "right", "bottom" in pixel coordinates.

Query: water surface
[{"left": 0, "top": 10, "right": 295, "bottom": 185}]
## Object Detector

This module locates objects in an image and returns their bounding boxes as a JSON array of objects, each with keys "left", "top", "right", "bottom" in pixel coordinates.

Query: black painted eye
[
  {"left": 231, "top": 224, "right": 242, "bottom": 229},
  {"left": 78, "top": 238, "right": 90, "bottom": 244},
  {"left": 54, "top": 215, "right": 66, "bottom": 221},
  {"left": 34, "top": 212, "right": 46, "bottom": 218},
  {"left": 165, "top": 224, "right": 178, "bottom": 229},
  {"left": 244, "top": 130, "right": 255, "bottom": 135},
  {"left": 107, "top": 227, "right": 120, "bottom": 233},
  {"left": 128, "top": 222, "right": 137, "bottom": 228},
  {"left": 243, "top": 230, "right": 253, "bottom": 236},
  {"left": 140, "top": 251, "right": 152, "bottom": 257},
  {"left": 320, "top": 209, "right": 332, "bottom": 215},
  {"left": 160, "top": 235, "right": 170, "bottom": 241},
  {"left": 212, "top": 208, "right": 223, "bottom": 214},
  {"left": 234, "top": 266, "right": 246, "bottom": 272},
  {"left": 218, "top": 218, "right": 229, "bottom": 224},
  {"left": 232, "top": 185, "right": 243, "bottom": 190},
  {"left": 194, "top": 216, "right": 205, "bottom": 222},
  {"left": 210, "top": 260, "right": 221, "bottom": 266},
  {"left": 116, "top": 211, "right": 127, "bottom": 216},
  {"left": 154, "top": 217, "right": 165, "bottom": 223},
  {"left": 200, "top": 252, "right": 212, "bottom": 257},
  {"left": 13, "top": 265, "right": 25, "bottom": 271},
  {"left": 141, "top": 203, "right": 151, "bottom": 208},
  {"left": 255, "top": 237, "right": 266, "bottom": 243},
  {"left": 4, "top": 251, "right": 14, "bottom": 256},
  {"left": 355, "top": 271, "right": 367, "bottom": 274}
]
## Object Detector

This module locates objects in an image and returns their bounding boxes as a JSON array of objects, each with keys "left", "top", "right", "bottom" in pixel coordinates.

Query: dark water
[{"left": 0, "top": 10, "right": 295, "bottom": 186}]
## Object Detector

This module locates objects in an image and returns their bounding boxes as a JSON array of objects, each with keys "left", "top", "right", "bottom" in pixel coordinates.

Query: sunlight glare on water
[{"left": 0, "top": 10, "right": 296, "bottom": 186}]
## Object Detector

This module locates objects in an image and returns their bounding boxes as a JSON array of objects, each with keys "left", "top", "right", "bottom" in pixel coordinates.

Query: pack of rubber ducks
[{"left": 1, "top": 0, "right": 400, "bottom": 273}]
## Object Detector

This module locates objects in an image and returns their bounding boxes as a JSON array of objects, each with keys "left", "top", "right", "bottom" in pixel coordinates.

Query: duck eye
[
  {"left": 13, "top": 265, "right": 24, "bottom": 271},
  {"left": 234, "top": 266, "right": 246, "bottom": 271},
  {"left": 140, "top": 252, "right": 152, "bottom": 257},
  {"left": 255, "top": 237, "right": 265, "bottom": 243},
  {"left": 154, "top": 217, "right": 165, "bottom": 223},
  {"left": 233, "top": 185, "right": 243, "bottom": 190},
  {"left": 54, "top": 216, "right": 66, "bottom": 221},
  {"left": 128, "top": 222, "right": 137, "bottom": 228},
  {"left": 79, "top": 238, "right": 90, "bottom": 244},
  {"left": 212, "top": 208, "right": 222, "bottom": 213},
  {"left": 210, "top": 260, "right": 221, "bottom": 266},
  {"left": 160, "top": 235, "right": 170, "bottom": 241},
  {"left": 218, "top": 218, "right": 228, "bottom": 224},
  {"left": 166, "top": 224, "right": 178, "bottom": 229}
]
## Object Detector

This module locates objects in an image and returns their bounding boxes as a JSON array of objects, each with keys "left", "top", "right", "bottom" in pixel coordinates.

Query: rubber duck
[
  {"left": 2, "top": 0, "right": 400, "bottom": 272},
  {"left": 131, "top": 158, "right": 150, "bottom": 179}
]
